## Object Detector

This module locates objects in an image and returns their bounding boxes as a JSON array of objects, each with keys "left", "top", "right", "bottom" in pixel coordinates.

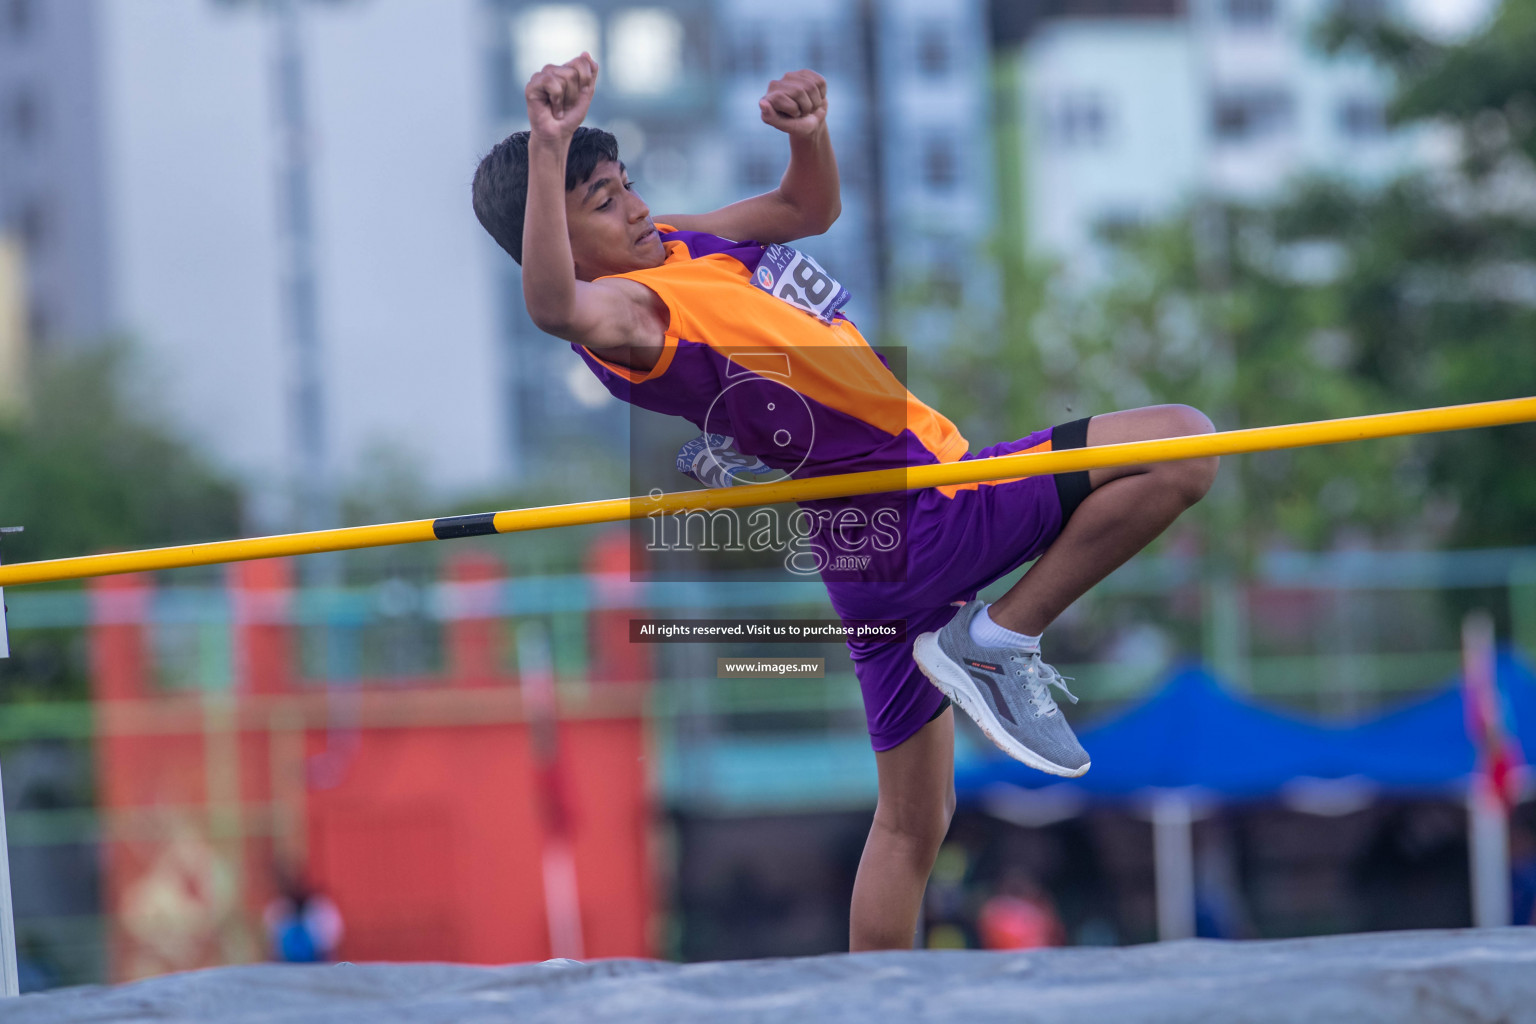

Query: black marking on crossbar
[{"left": 432, "top": 513, "right": 498, "bottom": 540}]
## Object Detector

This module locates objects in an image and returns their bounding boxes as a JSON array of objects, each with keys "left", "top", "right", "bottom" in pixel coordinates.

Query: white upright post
[
  {"left": 0, "top": 760, "right": 16, "bottom": 997},
  {"left": 518, "top": 621, "right": 584, "bottom": 961},
  {"left": 0, "top": 528, "right": 20, "bottom": 994},
  {"left": 0, "top": 556, "right": 8, "bottom": 662},
  {"left": 1152, "top": 790, "right": 1197, "bottom": 942},
  {"left": 1462, "top": 610, "right": 1511, "bottom": 929},
  {"left": 1469, "top": 779, "right": 1511, "bottom": 928}
]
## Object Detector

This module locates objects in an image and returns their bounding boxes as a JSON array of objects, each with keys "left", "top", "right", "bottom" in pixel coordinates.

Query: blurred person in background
[
  {"left": 15, "top": 934, "right": 61, "bottom": 993},
  {"left": 263, "top": 871, "right": 343, "bottom": 964},
  {"left": 1511, "top": 821, "right": 1536, "bottom": 927},
  {"left": 922, "top": 842, "right": 973, "bottom": 948},
  {"left": 977, "top": 868, "right": 1065, "bottom": 950},
  {"left": 471, "top": 54, "right": 1215, "bottom": 952},
  {"left": 1352, "top": 804, "right": 1469, "bottom": 931},
  {"left": 1194, "top": 829, "right": 1256, "bottom": 939}
]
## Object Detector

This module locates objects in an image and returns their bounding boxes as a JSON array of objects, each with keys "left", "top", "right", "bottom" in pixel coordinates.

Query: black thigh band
[
  {"left": 1051, "top": 416, "right": 1093, "bottom": 525},
  {"left": 927, "top": 695, "right": 952, "bottom": 723}
]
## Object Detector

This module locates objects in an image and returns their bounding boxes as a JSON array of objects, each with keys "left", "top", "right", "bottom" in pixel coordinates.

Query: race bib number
[{"left": 752, "top": 244, "right": 851, "bottom": 324}]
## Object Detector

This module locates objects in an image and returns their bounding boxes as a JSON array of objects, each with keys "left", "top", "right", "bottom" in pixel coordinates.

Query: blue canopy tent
[
  {"left": 955, "top": 651, "right": 1536, "bottom": 800},
  {"left": 952, "top": 651, "right": 1536, "bottom": 940}
]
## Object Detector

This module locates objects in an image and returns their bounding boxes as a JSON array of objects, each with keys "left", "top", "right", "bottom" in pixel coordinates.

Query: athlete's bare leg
[
  {"left": 850, "top": 405, "right": 1211, "bottom": 949},
  {"left": 987, "top": 404, "right": 1218, "bottom": 636},
  {"left": 849, "top": 708, "right": 955, "bottom": 951}
]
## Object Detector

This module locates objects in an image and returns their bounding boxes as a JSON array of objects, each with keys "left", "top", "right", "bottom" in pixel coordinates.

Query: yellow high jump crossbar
[{"left": 0, "top": 395, "right": 1532, "bottom": 590}]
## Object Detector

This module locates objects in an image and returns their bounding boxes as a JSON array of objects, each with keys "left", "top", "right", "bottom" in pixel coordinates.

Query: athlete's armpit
[{"left": 536, "top": 276, "right": 669, "bottom": 370}]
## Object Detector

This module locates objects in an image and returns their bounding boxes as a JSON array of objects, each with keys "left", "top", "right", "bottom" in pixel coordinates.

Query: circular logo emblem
[
  {"left": 755, "top": 266, "right": 774, "bottom": 290},
  {"left": 703, "top": 376, "right": 815, "bottom": 482}
]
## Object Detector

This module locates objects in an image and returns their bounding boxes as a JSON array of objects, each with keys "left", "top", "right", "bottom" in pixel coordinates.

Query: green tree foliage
[
  {"left": 0, "top": 346, "right": 243, "bottom": 564},
  {"left": 1313, "top": 0, "right": 1536, "bottom": 546},
  {"left": 916, "top": 0, "right": 1536, "bottom": 553}
]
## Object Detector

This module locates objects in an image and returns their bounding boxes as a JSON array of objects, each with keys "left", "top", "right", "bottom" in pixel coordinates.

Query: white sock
[{"left": 968, "top": 603, "right": 1042, "bottom": 652}]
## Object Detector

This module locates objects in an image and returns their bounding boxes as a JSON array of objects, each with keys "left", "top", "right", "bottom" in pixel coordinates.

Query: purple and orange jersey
[
  {"left": 571, "top": 225, "right": 1085, "bottom": 752},
  {"left": 573, "top": 225, "right": 969, "bottom": 479}
]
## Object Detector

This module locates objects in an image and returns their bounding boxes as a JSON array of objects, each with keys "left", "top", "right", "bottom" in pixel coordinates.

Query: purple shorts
[{"left": 822, "top": 420, "right": 1092, "bottom": 751}]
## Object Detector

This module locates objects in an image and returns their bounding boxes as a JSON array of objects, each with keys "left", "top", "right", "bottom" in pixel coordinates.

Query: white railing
[{"left": 1, "top": 526, "right": 22, "bottom": 995}]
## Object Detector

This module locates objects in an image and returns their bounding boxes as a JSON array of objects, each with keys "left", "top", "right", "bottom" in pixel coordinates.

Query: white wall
[
  {"left": 97, "top": 0, "right": 505, "bottom": 523},
  {"left": 306, "top": 0, "right": 503, "bottom": 498},
  {"left": 1023, "top": 21, "right": 1202, "bottom": 264},
  {"left": 98, "top": 0, "right": 288, "bottom": 497},
  {"left": 877, "top": 0, "right": 994, "bottom": 243},
  {"left": 1021, "top": 0, "right": 1426, "bottom": 272}
]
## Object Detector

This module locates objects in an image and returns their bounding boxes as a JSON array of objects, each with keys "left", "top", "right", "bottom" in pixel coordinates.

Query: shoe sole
[{"left": 913, "top": 631, "right": 1090, "bottom": 778}]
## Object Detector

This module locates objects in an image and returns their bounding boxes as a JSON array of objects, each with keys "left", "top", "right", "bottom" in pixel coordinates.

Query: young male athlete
[{"left": 472, "top": 55, "right": 1218, "bottom": 951}]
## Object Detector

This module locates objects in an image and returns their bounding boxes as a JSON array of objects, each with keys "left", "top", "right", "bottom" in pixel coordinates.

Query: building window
[
  {"left": 922, "top": 137, "right": 958, "bottom": 190},
  {"left": 1043, "top": 92, "right": 1109, "bottom": 147},
  {"left": 1223, "top": 0, "right": 1277, "bottom": 28},
  {"left": 922, "top": 239, "right": 965, "bottom": 305},
  {"left": 807, "top": 34, "right": 831, "bottom": 73},
  {"left": 840, "top": 143, "right": 868, "bottom": 190},
  {"left": 8, "top": 88, "right": 39, "bottom": 146},
  {"left": 1095, "top": 209, "right": 1145, "bottom": 241},
  {"left": 609, "top": 8, "right": 684, "bottom": 96},
  {"left": 27, "top": 305, "right": 48, "bottom": 345},
  {"left": 740, "top": 150, "right": 778, "bottom": 191},
  {"left": 1212, "top": 89, "right": 1293, "bottom": 143},
  {"left": 6, "top": 0, "right": 33, "bottom": 37},
  {"left": 917, "top": 28, "right": 950, "bottom": 75},
  {"left": 738, "top": 30, "right": 769, "bottom": 77},
  {"left": 17, "top": 198, "right": 46, "bottom": 253},
  {"left": 512, "top": 5, "right": 600, "bottom": 85},
  {"left": 927, "top": 267, "right": 963, "bottom": 306},
  {"left": 1337, "top": 96, "right": 1386, "bottom": 137},
  {"left": 1334, "top": 0, "right": 1385, "bottom": 19}
]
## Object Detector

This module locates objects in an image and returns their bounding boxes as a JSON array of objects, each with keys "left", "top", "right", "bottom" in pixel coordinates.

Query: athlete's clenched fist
[
  {"left": 759, "top": 70, "right": 828, "bottom": 138},
  {"left": 526, "top": 52, "right": 598, "bottom": 140}
]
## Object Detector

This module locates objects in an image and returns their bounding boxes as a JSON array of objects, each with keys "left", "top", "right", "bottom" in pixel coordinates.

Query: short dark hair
[{"left": 471, "top": 126, "right": 620, "bottom": 264}]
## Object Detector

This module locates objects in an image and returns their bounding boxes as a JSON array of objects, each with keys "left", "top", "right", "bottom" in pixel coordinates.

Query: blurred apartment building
[
  {"left": 0, "top": 0, "right": 990, "bottom": 520},
  {"left": 995, "top": 0, "right": 1427, "bottom": 272},
  {"left": 492, "top": 0, "right": 994, "bottom": 479},
  {"left": 0, "top": 0, "right": 506, "bottom": 524},
  {"left": 0, "top": 232, "right": 26, "bottom": 414}
]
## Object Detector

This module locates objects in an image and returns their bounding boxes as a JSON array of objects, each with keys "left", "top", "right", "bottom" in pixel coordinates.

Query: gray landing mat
[{"left": 8, "top": 928, "right": 1536, "bottom": 1024}]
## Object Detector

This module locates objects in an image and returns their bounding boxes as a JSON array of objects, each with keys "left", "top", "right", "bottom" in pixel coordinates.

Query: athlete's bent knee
[
  {"left": 1180, "top": 456, "right": 1219, "bottom": 505},
  {"left": 1167, "top": 404, "right": 1214, "bottom": 437},
  {"left": 1165, "top": 405, "right": 1218, "bottom": 504},
  {"left": 874, "top": 799, "right": 953, "bottom": 858}
]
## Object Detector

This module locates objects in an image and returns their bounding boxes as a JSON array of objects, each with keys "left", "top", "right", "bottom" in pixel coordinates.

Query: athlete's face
[{"left": 567, "top": 159, "right": 667, "bottom": 281}]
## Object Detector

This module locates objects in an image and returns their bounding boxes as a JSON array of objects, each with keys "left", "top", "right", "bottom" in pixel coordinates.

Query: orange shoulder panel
[{"left": 607, "top": 241, "right": 970, "bottom": 464}]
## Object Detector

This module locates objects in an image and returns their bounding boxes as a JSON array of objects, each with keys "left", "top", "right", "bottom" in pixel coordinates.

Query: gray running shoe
[{"left": 913, "top": 602, "right": 1090, "bottom": 777}]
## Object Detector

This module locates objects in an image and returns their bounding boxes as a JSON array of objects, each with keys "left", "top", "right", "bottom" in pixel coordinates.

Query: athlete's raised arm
[
  {"left": 521, "top": 54, "right": 668, "bottom": 362},
  {"left": 661, "top": 70, "right": 841, "bottom": 244}
]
